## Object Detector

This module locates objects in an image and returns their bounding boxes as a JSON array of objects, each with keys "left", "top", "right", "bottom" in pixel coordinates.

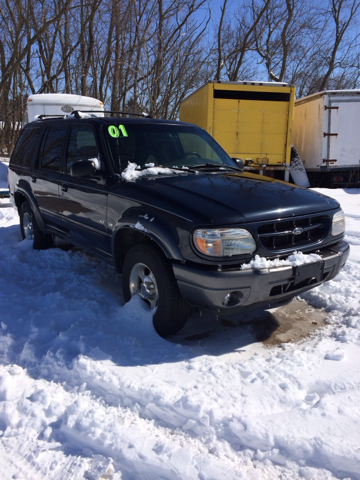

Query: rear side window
[
  {"left": 38, "top": 126, "right": 67, "bottom": 172},
  {"left": 11, "top": 128, "right": 40, "bottom": 168}
]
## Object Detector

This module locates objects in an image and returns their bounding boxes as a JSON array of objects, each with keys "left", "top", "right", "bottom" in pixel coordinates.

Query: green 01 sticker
[{"left": 108, "top": 125, "right": 128, "bottom": 138}]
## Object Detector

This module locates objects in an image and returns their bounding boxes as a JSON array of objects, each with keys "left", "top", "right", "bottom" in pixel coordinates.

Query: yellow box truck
[{"left": 179, "top": 81, "right": 296, "bottom": 181}]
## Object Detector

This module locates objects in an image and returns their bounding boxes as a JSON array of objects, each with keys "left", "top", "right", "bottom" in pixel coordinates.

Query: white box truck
[
  {"left": 25, "top": 93, "right": 104, "bottom": 124},
  {"left": 293, "top": 90, "right": 360, "bottom": 187}
]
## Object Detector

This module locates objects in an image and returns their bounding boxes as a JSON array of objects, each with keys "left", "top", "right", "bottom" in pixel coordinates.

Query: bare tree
[
  {"left": 318, "top": 0, "right": 360, "bottom": 91},
  {"left": 254, "top": 0, "right": 360, "bottom": 93},
  {"left": 2, "top": 0, "right": 360, "bottom": 157},
  {"left": 213, "top": 0, "right": 272, "bottom": 81},
  {"left": 142, "top": 0, "right": 209, "bottom": 117},
  {"left": 0, "top": 0, "right": 73, "bottom": 93},
  {"left": 0, "top": 0, "right": 73, "bottom": 154}
]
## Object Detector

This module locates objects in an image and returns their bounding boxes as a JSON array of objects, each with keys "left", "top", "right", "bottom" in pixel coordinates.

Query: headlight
[
  {"left": 332, "top": 209, "right": 345, "bottom": 236},
  {"left": 193, "top": 228, "right": 256, "bottom": 257}
]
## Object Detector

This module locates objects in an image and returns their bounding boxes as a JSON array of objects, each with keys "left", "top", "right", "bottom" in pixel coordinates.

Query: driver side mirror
[
  {"left": 71, "top": 159, "right": 108, "bottom": 184},
  {"left": 231, "top": 158, "right": 244, "bottom": 172},
  {"left": 71, "top": 159, "right": 96, "bottom": 177}
]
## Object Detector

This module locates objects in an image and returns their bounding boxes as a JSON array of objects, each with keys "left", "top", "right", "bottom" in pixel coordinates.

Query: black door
[
  {"left": 59, "top": 124, "right": 111, "bottom": 256},
  {"left": 32, "top": 125, "right": 67, "bottom": 234}
]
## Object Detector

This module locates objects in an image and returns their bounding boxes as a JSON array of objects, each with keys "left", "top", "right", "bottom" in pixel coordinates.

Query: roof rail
[
  {"left": 36, "top": 110, "right": 153, "bottom": 120},
  {"left": 37, "top": 114, "right": 64, "bottom": 120}
]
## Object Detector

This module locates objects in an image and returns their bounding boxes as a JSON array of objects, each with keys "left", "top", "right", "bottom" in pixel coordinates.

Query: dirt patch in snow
[
  {"left": 175, "top": 298, "right": 329, "bottom": 349},
  {"left": 251, "top": 299, "right": 329, "bottom": 346}
]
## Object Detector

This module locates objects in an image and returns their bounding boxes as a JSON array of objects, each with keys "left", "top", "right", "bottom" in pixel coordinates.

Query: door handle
[{"left": 61, "top": 184, "right": 68, "bottom": 192}]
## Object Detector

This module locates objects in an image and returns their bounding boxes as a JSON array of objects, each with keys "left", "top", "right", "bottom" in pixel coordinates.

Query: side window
[
  {"left": 11, "top": 128, "right": 40, "bottom": 168},
  {"left": 66, "top": 125, "right": 99, "bottom": 174},
  {"left": 38, "top": 126, "right": 67, "bottom": 172}
]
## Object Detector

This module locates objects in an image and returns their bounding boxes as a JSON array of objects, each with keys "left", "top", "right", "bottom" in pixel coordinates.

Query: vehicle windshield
[{"left": 102, "top": 122, "right": 235, "bottom": 172}]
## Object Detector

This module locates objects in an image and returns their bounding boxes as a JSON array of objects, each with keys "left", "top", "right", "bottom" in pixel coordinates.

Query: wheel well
[{"left": 113, "top": 228, "right": 166, "bottom": 272}]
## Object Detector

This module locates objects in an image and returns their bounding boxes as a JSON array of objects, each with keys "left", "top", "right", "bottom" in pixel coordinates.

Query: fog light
[{"left": 223, "top": 291, "right": 244, "bottom": 307}]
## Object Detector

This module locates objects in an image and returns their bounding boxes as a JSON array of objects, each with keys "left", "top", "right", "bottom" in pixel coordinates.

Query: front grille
[{"left": 258, "top": 215, "right": 328, "bottom": 251}]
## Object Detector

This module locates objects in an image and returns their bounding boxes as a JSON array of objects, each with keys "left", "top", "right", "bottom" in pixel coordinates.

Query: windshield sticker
[{"left": 108, "top": 125, "right": 128, "bottom": 138}]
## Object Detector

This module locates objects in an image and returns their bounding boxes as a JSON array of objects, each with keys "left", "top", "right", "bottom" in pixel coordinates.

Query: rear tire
[
  {"left": 19, "top": 201, "right": 53, "bottom": 250},
  {"left": 122, "top": 243, "right": 191, "bottom": 337}
]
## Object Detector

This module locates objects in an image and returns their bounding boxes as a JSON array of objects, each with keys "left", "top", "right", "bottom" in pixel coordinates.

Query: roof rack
[
  {"left": 70, "top": 110, "right": 152, "bottom": 118},
  {"left": 35, "top": 110, "right": 153, "bottom": 120}
]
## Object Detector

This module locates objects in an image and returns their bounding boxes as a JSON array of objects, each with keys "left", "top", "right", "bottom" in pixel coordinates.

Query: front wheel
[
  {"left": 122, "top": 243, "right": 191, "bottom": 337},
  {"left": 19, "top": 201, "right": 53, "bottom": 250}
]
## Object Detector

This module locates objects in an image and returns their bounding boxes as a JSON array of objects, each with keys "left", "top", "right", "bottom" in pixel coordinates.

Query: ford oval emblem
[
  {"left": 293, "top": 227, "right": 304, "bottom": 235},
  {"left": 61, "top": 105, "right": 74, "bottom": 113}
]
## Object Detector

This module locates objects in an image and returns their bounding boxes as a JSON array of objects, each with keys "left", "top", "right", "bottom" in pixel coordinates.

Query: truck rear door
[
  {"left": 327, "top": 97, "right": 360, "bottom": 168},
  {"left": 212, "top": 89, "right": 290, "bottom": 165}
]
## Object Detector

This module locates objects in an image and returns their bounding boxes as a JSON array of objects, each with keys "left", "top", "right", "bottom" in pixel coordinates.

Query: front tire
[
  {"left": 19, "top": 201, "right": 53, "bottom": 250},
  {"left": 122, "top": 243, "right": 191, "bottom": 337}
]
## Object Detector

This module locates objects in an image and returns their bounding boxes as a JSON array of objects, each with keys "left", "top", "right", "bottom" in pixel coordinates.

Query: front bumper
[{"left": 173, "top": 241, "right": 350, "bottom": 314}]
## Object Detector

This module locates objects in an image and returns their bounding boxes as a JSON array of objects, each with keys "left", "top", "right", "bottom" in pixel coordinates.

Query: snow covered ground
[{"left": 0, "top": 159, "right": 360, "bottom": 479}]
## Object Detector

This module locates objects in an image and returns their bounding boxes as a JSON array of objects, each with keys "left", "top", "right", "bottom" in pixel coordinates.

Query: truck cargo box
[
  {"left": 180, "top": 81, "right": 296, "bottom": 181},
  {"left": 293, "top": 90, "right": 360, "bottom": 187}
]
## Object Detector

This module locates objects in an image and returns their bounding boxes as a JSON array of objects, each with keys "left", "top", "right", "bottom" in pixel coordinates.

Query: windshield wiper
[
  {"left": 191, "top": 163, "right": 242, "bottom": 172},
  {"left": 155, "top": 165, "right": 198, "bottom": 173},
  {"left": 138, "top": 164, "right": 242, "bottom": 174}
]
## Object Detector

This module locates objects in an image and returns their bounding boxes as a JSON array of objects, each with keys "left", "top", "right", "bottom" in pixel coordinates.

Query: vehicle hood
[{"left": 119, "top": 172, "right": 340, "bottom": 225}]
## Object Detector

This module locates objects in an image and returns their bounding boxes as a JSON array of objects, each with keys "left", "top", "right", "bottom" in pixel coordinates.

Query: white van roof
[
  {"left": 27, "top": 93, "right": 103, "bottom": 107},
  {"left": 25, "top": 94, "right": 104, "bottom": 123}
]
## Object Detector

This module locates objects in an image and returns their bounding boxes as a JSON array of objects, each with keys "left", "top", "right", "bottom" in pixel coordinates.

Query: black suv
[{"left": 8, "top": 113, "right": 349, "bottom": 336}]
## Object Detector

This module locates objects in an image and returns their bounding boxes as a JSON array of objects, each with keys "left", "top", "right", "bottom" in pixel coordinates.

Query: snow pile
[
  {"left": 241, "top": 251, "right": 322, "bottom": 270},
  {"left": 0, "top": 183, "right": 360, "bottom": 479},
  {"left": 121, "top": 162, "right": 184, "bottom": 181}
]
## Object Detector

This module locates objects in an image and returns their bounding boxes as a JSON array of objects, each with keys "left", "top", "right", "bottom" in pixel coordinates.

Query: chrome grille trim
[
  {"left": 257, "top": 216, "right": 328, "bottom": 251},
  {"left": 259, "top": 223, "right": 323, "bottom": 238}
]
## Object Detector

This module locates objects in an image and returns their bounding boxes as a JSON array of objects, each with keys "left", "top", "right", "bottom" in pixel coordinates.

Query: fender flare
[
  {"left": 14, "top": 180, "right": 46, "bottom": 231},
  {"left": 112, "top": 214, "right": 184, "bottom": 263}
]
